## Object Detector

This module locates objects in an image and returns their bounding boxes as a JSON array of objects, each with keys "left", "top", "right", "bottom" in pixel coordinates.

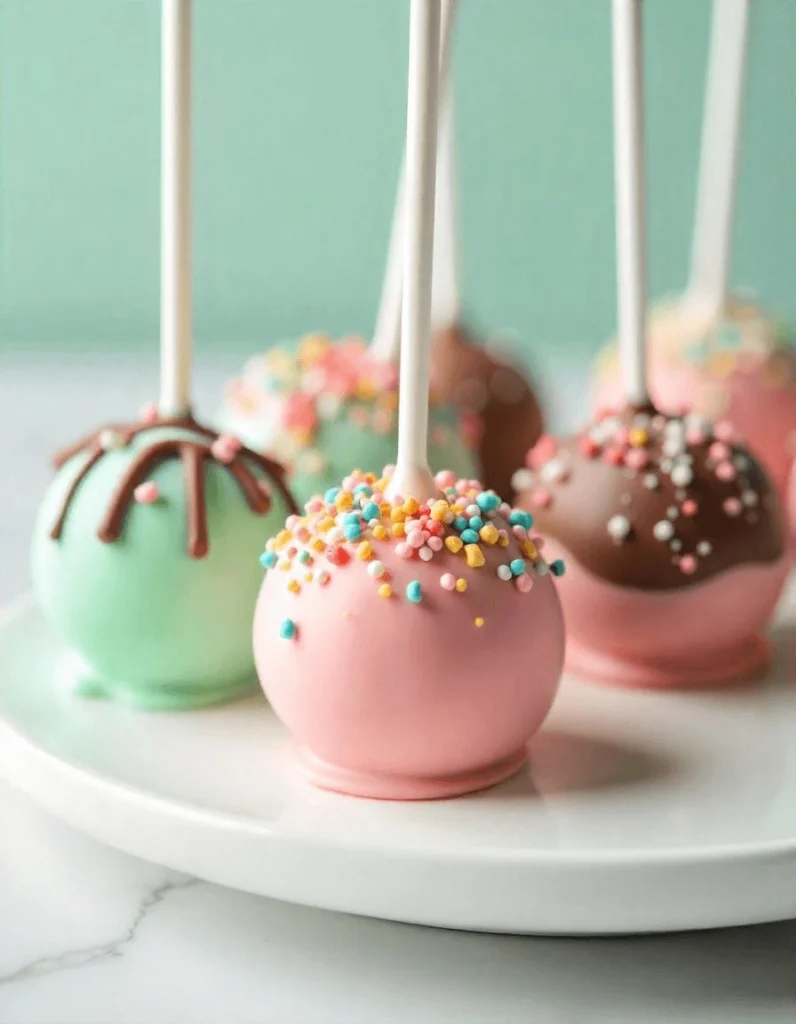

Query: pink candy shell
[{"left": 253, "top": 544, "right": 564, "bottom": 800}]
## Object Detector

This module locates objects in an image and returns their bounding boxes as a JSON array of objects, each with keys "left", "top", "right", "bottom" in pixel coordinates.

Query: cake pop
[
  {"left": 518, "top": 0, "right": 788, "bottom": 690},
  {"left": 593, "top": 0, "right": 796, "bottom": 498},
  {"left": 253, "top": 0, "right": 564, "bottom": 799},
  {"left": 216, "top": 0, "right": 477, "bottom": 506},
  {"left": 30, "top": 0, "right": 296, "bottom": 710}
]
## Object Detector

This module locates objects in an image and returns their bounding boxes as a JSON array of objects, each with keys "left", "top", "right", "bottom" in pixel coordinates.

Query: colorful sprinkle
[
  {"left": 279, "top": 619, "right": 296, "bottom": 640},
  {"left": 406, "top": 580, "right": 423, "bottom": 604},
  {"left": 133, "top": 481, "right": 159, "bottom": 504},
  {"left": 260, "top": 550, "right": 278, "bottom": 570}
]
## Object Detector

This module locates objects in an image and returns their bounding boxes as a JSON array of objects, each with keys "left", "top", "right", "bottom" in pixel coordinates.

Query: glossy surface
[{"left": 3, "top": 589, "right": 796, "bottom": 934}]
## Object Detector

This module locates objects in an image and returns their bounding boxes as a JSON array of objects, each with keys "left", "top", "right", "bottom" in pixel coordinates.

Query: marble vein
[{"left": 0, "top": 875, "right": 200, "bottom": 988}]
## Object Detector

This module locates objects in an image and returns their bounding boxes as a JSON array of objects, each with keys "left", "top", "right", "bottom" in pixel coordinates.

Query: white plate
[{"left": 1, "top": 591, "right": 796, "bottom": 936}]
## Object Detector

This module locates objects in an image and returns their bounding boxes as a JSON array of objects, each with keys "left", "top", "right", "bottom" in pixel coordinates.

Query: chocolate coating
[
  {"left": 519, "top": 405, "right": 784, "bottom": 590},
  {"left": 431, "top": 324, "right": 543, "bottom": 500}
]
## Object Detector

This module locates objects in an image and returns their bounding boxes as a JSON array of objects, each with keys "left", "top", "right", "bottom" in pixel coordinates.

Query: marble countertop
[{"left": 2, "top": 353, "right": 796, "bottom": 1024}]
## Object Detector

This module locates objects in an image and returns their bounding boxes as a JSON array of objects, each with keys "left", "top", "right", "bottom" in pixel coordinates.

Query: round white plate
[{"left": 2, "top": 591, "right": 796, "bottom": 936}]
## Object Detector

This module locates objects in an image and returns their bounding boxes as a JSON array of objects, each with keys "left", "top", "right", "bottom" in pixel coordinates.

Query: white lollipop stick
[
  {"left": 431, "top": 89, "right": 461, "bottom": 332},
  {"left": 612, "top": 0, "right": 649, "bottom": 407},
  {"left": 370, "top": 0, "right": 457, "bottom": 364},
  {"left": 386, "top": 0, "right": 442, "bottom": 502},
  {"left": 685, "top": 0, "right": 750, "bottom": 319},
  {"left": 159, "top": 0, "right": 192, "bottom": 418}
]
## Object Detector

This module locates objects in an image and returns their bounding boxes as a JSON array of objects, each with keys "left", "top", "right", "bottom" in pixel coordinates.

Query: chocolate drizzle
[{"left": 50, "top": 415, "right": 299, "bottom": 559}]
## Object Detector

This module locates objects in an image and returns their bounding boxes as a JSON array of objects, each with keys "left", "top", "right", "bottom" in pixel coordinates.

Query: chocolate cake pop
[
  {"left": 519, "top": 0, "right": 788, "bottom": 689},
  {"left": 252, "top": 0, "right": 564, "bottom": 799},
  {"left": 31, "top": 0, "right": 297, "bottom": 709}
]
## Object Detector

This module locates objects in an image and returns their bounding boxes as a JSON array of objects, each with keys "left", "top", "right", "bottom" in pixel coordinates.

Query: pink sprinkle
[
  {"left": 708, "top": 442, "right": 730, "bottom": 462},
  {"left": 531, "top": 488, "right": 552, "bottom": 509},
  {"left": 371, "top": 491, "right": 384, "bottom": 504},
  {"left": 296, "top": 527, "right": 310, "bottom": 543},
  {"left": 318, "top": 571, "right": 331, "bottom": 587},
  {"left": 440, "top": 573, "right": 456, "bottom": 591},
  {"left": 531, "top": 535, "right": 546, "bottom": 550},
  {"left": 407, "top": 531, "right": 425, "bottom": 550},
  {"left": 306, "top": 498, "right": 324, "bottom": 514},
  {"left": 716, "top": 461, "right": 736, "bottom": 482},
  {"left": 624, "top": 448, "right": 649, "bottom": 470},
  {"left": 723, "top": 497, "right": 742, "bottom": 517},
  {"left": 714, "top": 420, "right": 735, "bottom": 442},
  {"left": 405, "top": 519, "right": 422, "bottom": 533},
  {"left": 498, "top": 529, "right": 509, "bottom": 543},
  {"left": 578, "top": 436, "right": 601, "bottom": 458},
  {"left": 139, "top": 402, "right": 159, "bottom": 424},
  {"left": 679, "top": 555, "right": 698, "bottom": 575},
  {"left": 211, "top": 434, "right": 242, "bottom": 464},
  {"left": 686, "top": 428, "right": 706, "bottom": 446},
  {"left": 435, "top": 470, "right": 456, "bottom": 489},
  {"left": 426, "top": 520, "right": 443, "bottom": 537},
  {"left": 604, "top": 446, "right": 624, "bottom": 466},
  {"left": 526, "top": 434, "right": 558, "bottom": 470},
  {"left": 418, "top": 547, "right": 433, "bottom": 562},
  {"left": 286, "top": 546, "right": 297, "bottom": 558},
  {"left": 681, "top": 499, "right": 698, "bottom": 517},
  {"left": 428, "top": 535, "right": 443, "bottom": 551},
  {"left": 133, "top": 481, "right": 159, "bottom": 504},
  {"left": 396, "top": 542, "right": 414, "bottom": 559},
  {"left": 342, "top": 475, "right": 356, "bottom": 492},
  {"left": 515, "top": 573, "right": 533, "bottom": 593},
  {"left": 512, "top": 524, "right": 528, "bottom": 539},
  {"left": 286, "top": 515, "right": 300, "bottom": 529}
]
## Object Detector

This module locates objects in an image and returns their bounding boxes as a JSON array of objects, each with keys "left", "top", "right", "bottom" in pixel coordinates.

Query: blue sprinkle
[
  {"left": 454, "top": 516, "right": 469, "bottom": 532},
  {"left": 476, "top": 491, "right": 500, "bottom": 512},
  {"left": 354, "top": 484, "right": 373, "bottom": 496},
  {"left": 259, "top": 551, "right": 278, "bottom": 570},
  {"left": 550, "top": 559, "right": 566, "bottom": 577},
  {"left": 510, "top": 558, "right": 525, "bottom": 576},
  {"left": 343, "top": 522, "right": 362, "bottom": 542},
  {"left": 406, "top": 580, "right": 423, "bottom": 604},
  {"left": 461, "top": 529, "right": 479, "bottom": 544},
  {"left": 361, "top": 501, "right": 380, "bottom": 521},
  {"left": 324, "top": 487, "right": 341, "bottom": 503},
  {"left": 298, "top": 550, "right": 311, "bottom": 565},
  {"left": 468, "top": 516, "right": 484, "bottom": 530},
  {"left": 343, "top": 512, "right": 361, "bottom": 525},
  {"left": 509, "top": 510, "right": 534, "bottom": 530},
  {"left": 279, "top": 619, "right": 297, "bottom": 640}
]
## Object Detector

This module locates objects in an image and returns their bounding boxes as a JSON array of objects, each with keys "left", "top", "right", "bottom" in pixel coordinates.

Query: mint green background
[{"left": 0, "top": 0, "right": 794, "bottom": 359}]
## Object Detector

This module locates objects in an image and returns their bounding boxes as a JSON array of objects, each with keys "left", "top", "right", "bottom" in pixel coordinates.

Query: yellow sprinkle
[
  {"left": 450, "top": 504, "right": 465, "bottom": 516},
  {"left": 628, "top": 428, "right": 648, "bottom": 447},
  {"left": 279, "top": 560, "right": 292, "bottom": 572},
  {"left": 335, "top": 492, "right": 353, "bottom": 511},
  {"left": 522, "top": 539, "right": 538, "bottom": 560},
  {"left": 304, "top": 572, "right": 314, "bottom": 583},
  {"left": 378, "top": 583, "right": 393, "bottom": 599},
  {"left": 430, "top": 500, "right": 450, "bottom": 521},
  {"left": 356, "top": 541, "right": 374, "bottom": 561},
  {"left": 474, "top": 616, "right": 484, "bottom": 628},
  {"left": 379, "top": 502, "right": 391, "bottom": 517},
  {"left": 287, "top": 579, "right": 301, "bottom": 594},
  {"left": 355, "top": 379, "right": 377, "bottom": 400},
  {"left": 403, "top": 497, "right": 420, "bottom": 515},
  {"left": 372, "top": 524, "right": 388, "bottom": 541},
  {"left": 390, "top": 507, "right": 407, "bottom": 523},
  {"left": 311, "top": 538, "right": 326, "bottom": 552},
  {"left": 465, "top": 544, "right": 485, "bottom": 569},
  {"left": 479, "top": 524, "right": 499, "bottom": 545},
  {"left": 317, "top": 516, "right": 335, "bottom": 534},
  {"left": 274, "top": 529, "right": 292, "bottom": 549},
  {"left": 392, "top": 522, "right": 406, "bottom": 538},
  {"left": 498, "top": 535, "right": 510, "bottom": 548},
  {"left": 455, "top": 577, "right": 468, "bottom": 593},
  {"left": 445, "top": 536, "right": 464, "bottom": 554}
]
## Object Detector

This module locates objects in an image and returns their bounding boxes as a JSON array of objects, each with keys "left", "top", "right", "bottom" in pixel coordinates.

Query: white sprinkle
[
  {"left": 418, "top": 547, "right": 433, "bottom": 562},
  {"left": 660, "top": 458, "right": 673, "bottom": 473},
  {"left": 632, "top": 413, "right": 652, "bottom": 429},
  {"left": 316, "top": 393, "right": 342, "bottom": 420},
  {"left": 697, "top": 541, "right": 712, "bottom": 557},
  {"left": 465, "top": 504, "right": 480, "bottom": 518},
  {"left": 653, "top": 520, "right": 675, "bottom": 542},
  {"left": 685, "top": 413, "right": 711, "bottom": 435},
  {"left": 663, "top": 437, "right": 686, "bottom": 458},
  {"left": 540, "top": 457, "right": 569, "bottom": 484},
  {"left": 497, "top": 564, "right": 513, "bottom": 581},
  {"left": 664, "top": 419, "right": 685, "bottom": 436},
  {"left": 367, "top": 560, "right": 386, "bottom": 578},
  {"left": 327, "top": 527, "right": 343, "bottom": 545},
  {"left": 643, "top": 474, "right": 660, "bottom": 490},
  {"left": 733, "top": 454, "right": 751, "bottom": 472},
  {"left": 511, "top": 468, "right": 534, "bottom": 493},
  {"left": 99, "top": 428, "right": 125, "bottom": 452},
  {"left": 607, "top": 515, "right": 632, "bottom": 542},
  {"left": 671, "top": 464, "right": 694, "bottom": 487},
  {"left": 741, "top": 490, "right": 759, "bottom": 507},
  {"left": 670, "top": 539, "right": 683, "bottom": 552},
  {"left": 667, "top": 506, "right": 679, "bottom": 520}
]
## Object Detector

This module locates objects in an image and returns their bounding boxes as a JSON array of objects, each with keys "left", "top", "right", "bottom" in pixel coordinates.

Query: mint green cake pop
[
  {"left": 216, "top": 334, "right": 479, "bottom": 507},
  {"left": 31, "top": 412, "right": 297, "bottom": 710}
]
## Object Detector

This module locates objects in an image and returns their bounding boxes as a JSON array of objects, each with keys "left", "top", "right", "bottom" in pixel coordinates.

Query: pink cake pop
[
  {"left": 594, "top": 0, "right": 796, "bottom": 499},
  {"left": 516, "top": 0, "right": 788, "bottom": 690},
  {"left": 252, "top": 0, "right": 564, "bottom": 799}
]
